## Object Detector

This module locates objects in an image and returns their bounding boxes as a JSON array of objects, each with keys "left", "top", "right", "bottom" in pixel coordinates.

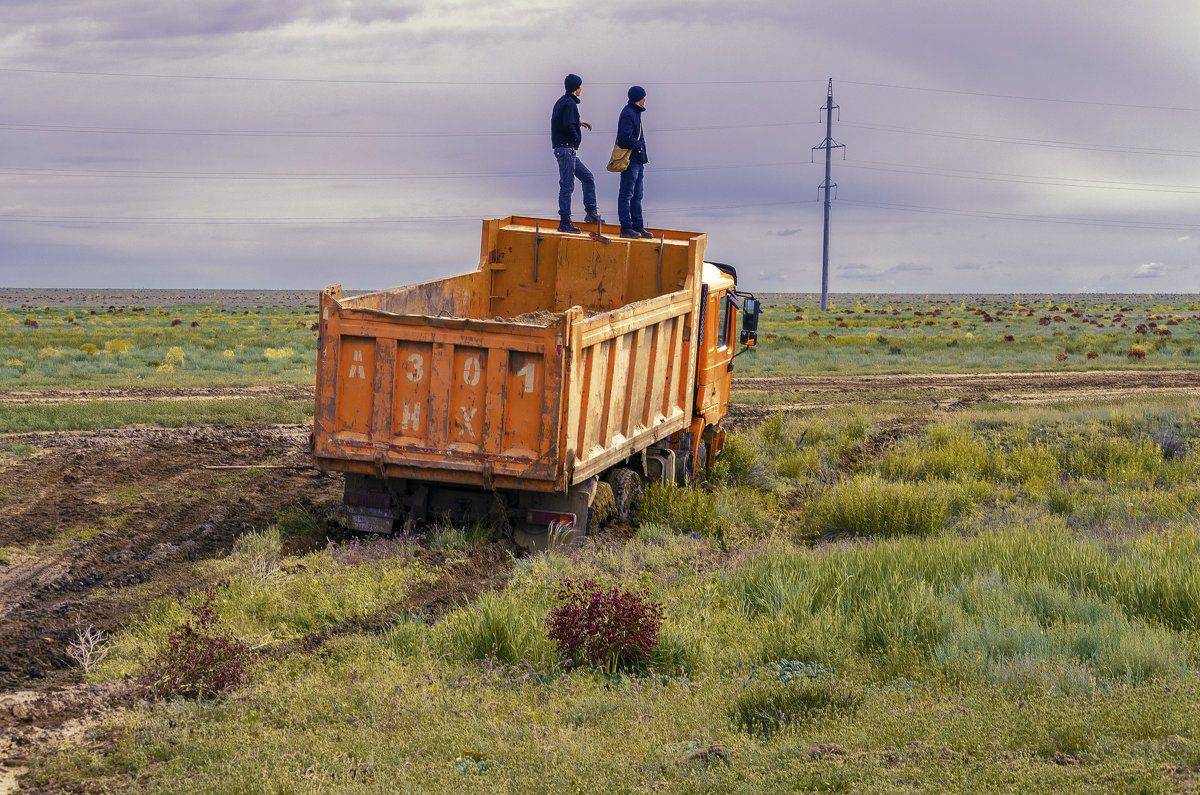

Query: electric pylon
[{"left": 813, "top": 79, "right": 844, "bottom": 312}]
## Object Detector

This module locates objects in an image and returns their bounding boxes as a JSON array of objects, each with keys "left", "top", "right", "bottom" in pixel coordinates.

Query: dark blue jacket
[
  {"left": 616, "top": 102, "right": 648, "bottom": 164},
  {"left": 550, "top": 93, "right": 582, "bottom": 149}
]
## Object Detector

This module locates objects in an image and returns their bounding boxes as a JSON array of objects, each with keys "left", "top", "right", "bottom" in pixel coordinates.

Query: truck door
[{"left": 695, "top": 284, "right": 736, "bottom": 425}]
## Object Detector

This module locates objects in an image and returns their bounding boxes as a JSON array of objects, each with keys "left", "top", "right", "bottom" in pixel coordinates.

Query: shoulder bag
[{"left": 606, "top": 123, "right": 642, "bottom": 173}]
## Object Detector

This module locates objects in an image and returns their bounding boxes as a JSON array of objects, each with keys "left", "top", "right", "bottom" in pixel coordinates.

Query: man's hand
[{"left": 581, "top": 121, "right": 593, "bottom": 131}]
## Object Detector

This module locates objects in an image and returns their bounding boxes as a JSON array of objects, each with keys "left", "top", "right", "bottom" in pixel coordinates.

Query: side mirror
[
  {"left": 741, "top": 298, "right": 760, "bottom": 332},
  {"left": 740, "top": 329, "right": 757, "bottom": 347}
]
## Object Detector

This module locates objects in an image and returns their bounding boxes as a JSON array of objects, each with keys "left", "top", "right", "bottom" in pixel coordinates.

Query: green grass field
[
  {"left": 20, "top": 393, "right": 1200, "bottom": 794},
  {"left": 7, "top": 292, "right": 1200, "bottom": 793},
  {"left": 3, "top": 293, "right": 1198, "bottom": 393}
]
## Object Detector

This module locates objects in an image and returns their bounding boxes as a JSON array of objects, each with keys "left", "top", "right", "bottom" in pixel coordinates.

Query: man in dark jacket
[
  {"left": 550, "top": 74, "right": 603, "bottom": 234},
  {"left": 615, "top": 85, "right": 651, "bottom": 239}
]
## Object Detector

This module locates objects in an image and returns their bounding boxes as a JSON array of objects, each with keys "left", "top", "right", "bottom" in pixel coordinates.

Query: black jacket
[
  {"left": 616, "top": 102, "right": 647, "bottom": 164},
  {"left": 551, "top": 93, "right": 583, "bottom": 149}
]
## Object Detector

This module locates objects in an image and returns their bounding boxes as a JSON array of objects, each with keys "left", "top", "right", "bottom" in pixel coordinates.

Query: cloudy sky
[{"left": 2, "top": 0, "right": 1199, "bottom": 294}]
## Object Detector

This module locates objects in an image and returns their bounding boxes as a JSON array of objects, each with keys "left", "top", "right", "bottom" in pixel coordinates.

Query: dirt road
[
  {"left": 0, "top": 424, "right": 341, "bottom": 692},
  {"left": 727, "top": 369, "right": 1200, "bottom": 421}
]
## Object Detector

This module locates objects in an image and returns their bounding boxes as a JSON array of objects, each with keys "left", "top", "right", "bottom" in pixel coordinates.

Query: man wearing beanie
[
  {"left": 550, "top": 74, "right": 603, "bottom": 234},
  {"left": 615, "top": 85, "right": 651, "bottom": 239}
]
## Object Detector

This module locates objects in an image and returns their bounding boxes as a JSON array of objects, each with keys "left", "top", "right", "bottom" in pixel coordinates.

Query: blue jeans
[
  {"left": 554, "top": 146, "right": 596, "bottom": 219},
  {"left": 617, "top": 161, "right": 644, "bottom": 232}
]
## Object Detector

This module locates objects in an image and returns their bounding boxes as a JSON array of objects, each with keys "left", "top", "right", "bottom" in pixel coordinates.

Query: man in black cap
[
  {"left": 550, "top": 74, "right": 603, "bottom": 234},
  {"left": 615, "top": 85, "right": 650, "bottom": 238}
]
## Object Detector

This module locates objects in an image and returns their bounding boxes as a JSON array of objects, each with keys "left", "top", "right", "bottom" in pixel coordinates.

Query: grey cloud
[
  {"left": 12, "top": 0, "right": 419, "bottom": 44},
  {"left": 953, "top": 263, "right": 981, "bottom": 271},
  {"left": 892, "top": 263, "right": 931, "bottom": 272},
  {"left": 769, "top": 228, "right": 803, "bottom": 237}
]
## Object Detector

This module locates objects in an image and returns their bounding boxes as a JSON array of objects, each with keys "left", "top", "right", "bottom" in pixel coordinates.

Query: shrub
[
  {"left": 638, "top": 482, "right": 727, "bottom": 545},
  {"left": 264, "top": 347, "right": 297, "bottom": 361},
  {"left": 546, "top": 578, "right": 664, "bottom": 673},
  {"left": 731, "top": 676, "right": 861, "bottom": 738},
  {"left": 810, "top": 475, "right": 979, "bottom": 538},
  {"left": 1045, "top": 486, "right": 1075, "bottom": 516},
  {"left": 79, "top": 343, "right": 99, "bottom": 355},
  {"left": 104, "top": 340, "right": 132, "bottom": 354},
  {"left": 708, "top": 433, "right": 766, "bottom": 488},
  {"left": 140, "top": 589, "right": 252, "bottom": 699},
  {"left": 442, "top": 589, "right": 554, "bottom": 668},
  {"left": 158, "top": 346, "right": 186, "bottom": 372}
]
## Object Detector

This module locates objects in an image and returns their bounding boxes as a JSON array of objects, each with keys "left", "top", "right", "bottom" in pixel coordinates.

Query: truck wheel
[
  {"left": 590, "top": 481, "right": 615, "bottom": 528},
  {"left": 694, "top": 440, "right": 707, "bottom": 482},
  {"left": 606, "top": 468, "right": 643, "bottom": 521}
]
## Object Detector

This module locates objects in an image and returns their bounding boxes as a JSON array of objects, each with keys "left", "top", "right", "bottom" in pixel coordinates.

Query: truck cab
[{"left": 686, "top": 261, "right": 760, "bottom": 477}]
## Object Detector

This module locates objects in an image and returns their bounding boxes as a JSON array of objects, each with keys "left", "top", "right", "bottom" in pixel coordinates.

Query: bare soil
[
  {"left": 0, "top": 424, "right": 341, "bottom": 692},
  {"left": 0, "top": 384, "right": 312, "bottom": 406}
]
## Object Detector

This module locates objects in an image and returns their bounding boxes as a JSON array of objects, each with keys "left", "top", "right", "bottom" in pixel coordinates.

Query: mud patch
[
  {"left": 403, "top": 543, "right": 515, "bottom": 622},
  {"left": 0, "top": 424, "right": 343, "bottom": 691},
  {"left": 0, "top": 681, "right": 141, "bottom": 795}
]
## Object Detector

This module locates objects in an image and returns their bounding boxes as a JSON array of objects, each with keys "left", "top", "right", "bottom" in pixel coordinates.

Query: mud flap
[{"left": 514, "top": 477, "right": 599, "bottom": 553}]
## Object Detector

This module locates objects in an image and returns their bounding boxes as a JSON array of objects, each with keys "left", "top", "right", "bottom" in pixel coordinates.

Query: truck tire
[{"left": 606, "top": 468, "right": 643, "bottom": 521}]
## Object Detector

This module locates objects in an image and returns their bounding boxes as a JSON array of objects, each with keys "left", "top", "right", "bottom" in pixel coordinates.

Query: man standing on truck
[
  {"left": 551, "top": 74, "right": 604, "bottom": 234},
  {"left": 616, "top": 85, "right": 651, "bottom": 239}
]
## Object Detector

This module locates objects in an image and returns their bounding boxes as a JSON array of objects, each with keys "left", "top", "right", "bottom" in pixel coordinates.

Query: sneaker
[
  {"left": 583, "top": 209, "right": 605, "bottom": 225},
  {"left": 619, "top": 229, "right": 640, "bottom": 239},
  {"left": 557, "top": 221, "right": 582, "bottom": 233},
  {"left": 636, "top": 228, "right": 654, "bottom": 238}
]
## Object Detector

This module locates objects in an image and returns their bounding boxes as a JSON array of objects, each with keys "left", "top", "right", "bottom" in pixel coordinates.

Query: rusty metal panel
[
  {"left": 313, "top": 215, "right": 708, "bottom": 494},
  {"left": 392, "top": 340, "right": 432, "bottom": 443},
  {"left": 502, "top": 350, "right": 545, "bottom": 458},
  {"left": 335, "top": 336, "right": 376, "bottom": 439}
]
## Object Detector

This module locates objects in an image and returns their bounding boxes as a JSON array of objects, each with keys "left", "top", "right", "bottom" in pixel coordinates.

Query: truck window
[{"left": 717, "top": 294, "right": 731, "bottom": 348}]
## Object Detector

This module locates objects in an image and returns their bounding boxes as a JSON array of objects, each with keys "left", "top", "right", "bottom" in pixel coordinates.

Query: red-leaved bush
[
  {"left": 141, "top": 588, "right": 252, "bottom": 699},
  {"left": 546, "top": 578, "right": 664, "bottom": 673}
]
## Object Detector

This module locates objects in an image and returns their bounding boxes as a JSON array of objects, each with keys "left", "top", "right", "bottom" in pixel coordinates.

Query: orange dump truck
[{"left": 312, "top": 216, "right": 759, "bottom": 548}]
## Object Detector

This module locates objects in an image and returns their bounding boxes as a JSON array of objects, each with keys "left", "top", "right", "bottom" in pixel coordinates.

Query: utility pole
[{"left": 812, "top": 79, "right": 844, "bottom": 312}]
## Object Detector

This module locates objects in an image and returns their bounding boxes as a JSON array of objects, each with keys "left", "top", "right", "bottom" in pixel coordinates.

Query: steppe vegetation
[
  {"left": 0, "top": 298, "right": 317, "bottom": 390},
  {"left": 19, "top": 399, "right": 1200, "bottom": 792},
  {"left": 4, "top": 291, "right": 1200, "bottom": 792},
  {"left": 742, "top": 293, "right": 1200, "bottom": 375}
]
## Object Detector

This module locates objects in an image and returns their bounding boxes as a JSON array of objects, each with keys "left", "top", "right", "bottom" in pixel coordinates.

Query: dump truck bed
[{"left": 312, "top": 216, "right": 707, "bottom": 494}]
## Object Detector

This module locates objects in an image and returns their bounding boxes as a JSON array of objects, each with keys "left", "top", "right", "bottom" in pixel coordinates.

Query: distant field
[
  {"left": 2, "top": 291, "right": 1198, "bottom": 392},
  {"left": 744, "top": 292, "right": 1200, "bottom": 375}
]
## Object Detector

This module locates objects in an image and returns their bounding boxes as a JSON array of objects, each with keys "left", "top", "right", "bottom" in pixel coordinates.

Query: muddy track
[
  {"left": 0, "top": 424, "right": 343, "bottom": 692},
  {"left": 728, "top": 369, "right": 1200, "bottom": 422},
  {"left": 0, "top": 384, "right": 313, "bottom": 405}
]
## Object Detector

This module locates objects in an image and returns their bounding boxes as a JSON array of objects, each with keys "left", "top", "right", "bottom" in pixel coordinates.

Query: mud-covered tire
[
  {"left": 589, "top": 481, "right": 615, "bottom": 529},
  {"left": 606, "top": 468, "right": 643, "bottom": 521},
  {"left": 694, "top": 440, "right": 707, "bottom": 482}
]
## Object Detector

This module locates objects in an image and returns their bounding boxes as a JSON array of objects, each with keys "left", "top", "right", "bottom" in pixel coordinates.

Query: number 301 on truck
[{"left": 311, "top": 215, "right": 760, "bottom": 550}]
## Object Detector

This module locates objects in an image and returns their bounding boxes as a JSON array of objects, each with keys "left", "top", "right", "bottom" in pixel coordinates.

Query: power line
[
  {"left": 841, "top": 198, "right": 1200, "bottom": 232},
  {"left": 0, "top": 120, "right": 817, "bottom": 138},
  {"left": 0, "top": 199, "right": 818, "bottom": 226},
  {"left": 9, "top": 158, "right": 1199, "bottom": 196},
  {"left": 7, "top": 66, "right": 1198, "bottom": 113},
  {"left": 841, "top": 120, "right": 1200, "bottom": 158},
  {"left": 0, "top": 66, "right": 825, "bottom": 87},
  {"left": 840, "top": 79, "right": 1200, "bottom": 114},
  {"left": 0, "top": 161, "right": 813, "bottom": 180},
  {"left": 842, "top": 160, "right": 1200, "bottom": 194}
]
